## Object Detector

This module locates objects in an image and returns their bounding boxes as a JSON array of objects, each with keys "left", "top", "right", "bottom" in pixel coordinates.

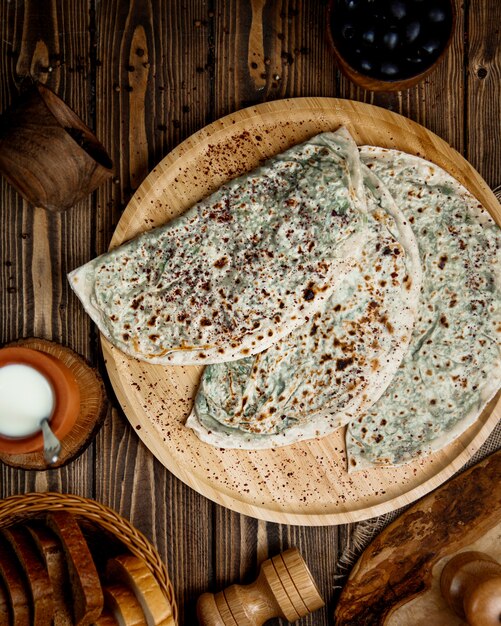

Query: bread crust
[
  {"left": 27, "top": 522, "right": 73, "bottom": 625},
  {"left": 2, "top": 526, "right": 55, "bottom": 626},
  {"left": 0, "top": 533, "right": 31, "bottom": 626},
  {"left": 103, "top": 584, "right": 145, "bottom": 626},
  {"left": 47, "top": 512, "right": 103, "bottom": 625},
  {"left": 106, "top": 554, "right": 174, "bottom": 625},
  {"left": 93, "top": 608, "right": 119, "bottom": 625},
  {"left": 0, "top": 575, "right": 11, "bottom": 626}
]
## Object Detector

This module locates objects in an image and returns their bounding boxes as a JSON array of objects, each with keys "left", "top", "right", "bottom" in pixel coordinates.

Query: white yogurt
[{"left": 0, "top": 364, "right": 55, "bottom": 438}]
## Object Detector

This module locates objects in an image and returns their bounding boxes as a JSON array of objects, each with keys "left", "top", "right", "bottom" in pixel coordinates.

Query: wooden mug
[
  {"left": 0, "top": 83, "right": 113, "bottom": 211},
  {"left": 197, "top": 547, "right": 324, "bottom": 625}
]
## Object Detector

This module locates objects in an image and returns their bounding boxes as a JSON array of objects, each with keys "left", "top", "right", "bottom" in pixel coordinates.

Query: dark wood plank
[
  {"left": 466, "top": 0, "right": 501, "bottom": 188},
  {"left": 212, "top": 508, "right": 259, "bottom": 587},
  {"left": 94, "top": 0, "right": 214, "bottom": 252},
  {"left": 213, "top": 0, "right": 338, "bottom": 117},
  {"left": 93, "top": 3, "right": 214, "bottom": 624},
  {"left": 0, "top": 0, "right": 95, "bottom": 496}
]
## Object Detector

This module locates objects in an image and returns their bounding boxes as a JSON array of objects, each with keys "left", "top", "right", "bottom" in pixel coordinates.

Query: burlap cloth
[{"left": 337, "top": 185, "right": 501, "bottom": 573}]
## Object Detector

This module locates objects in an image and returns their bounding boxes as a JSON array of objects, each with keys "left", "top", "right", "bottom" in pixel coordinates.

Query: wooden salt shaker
[
  {"left": 440, "top": 551, "right": 501, "bottom": 626},
  {"left": 197, "top": 547, "right": 324, "bottom": 625}
]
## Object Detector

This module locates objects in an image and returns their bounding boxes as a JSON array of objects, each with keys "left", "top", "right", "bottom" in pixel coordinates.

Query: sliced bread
[
  {"left": 27, "top": 522, "right": 73, "bottom": 625},
  {"left": 92, "top": 608, "right": 120, "bottom": 625},
  {"left": 47, "top": 512, "right": 104, "bottom": 625},
  {"left": 106, "top": 554, "right": 174, "bottom": 626},
  {"left": 103, "top": 584, "right": 145, "bottom": 626},
  {"left": 2, "top": 526, "right": 55, "bottom": 626},
  {"left": 2, "top": 526, "right": 54, "bottom": 626},
  {"left": 0, "top": 533, "right": 30, "bottom": 626},
  {"left": 0, "top": 575, "right": 10, "bottom": 626}
]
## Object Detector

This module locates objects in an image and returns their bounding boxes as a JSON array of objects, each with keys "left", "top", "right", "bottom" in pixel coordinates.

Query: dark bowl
[{"left": 326, "top": 0, "right": 456, "bottom": 92}]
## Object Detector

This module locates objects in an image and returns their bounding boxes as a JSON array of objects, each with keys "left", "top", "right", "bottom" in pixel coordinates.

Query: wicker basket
[{"left": 0, "top": 491, "right": 178, "bottom": 624}]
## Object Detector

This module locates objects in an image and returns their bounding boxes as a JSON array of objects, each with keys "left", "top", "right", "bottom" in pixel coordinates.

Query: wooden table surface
[{"left": 0, "top": 1, "right": 500, "bottom": 624}]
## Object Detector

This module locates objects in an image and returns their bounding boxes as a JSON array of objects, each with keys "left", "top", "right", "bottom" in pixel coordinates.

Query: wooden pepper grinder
[
  {"left": 440, "top": 551, "right": 501, "bottom": 626},
  {"left": 197, "top": 547, "right": 324, "bottom": 625}
]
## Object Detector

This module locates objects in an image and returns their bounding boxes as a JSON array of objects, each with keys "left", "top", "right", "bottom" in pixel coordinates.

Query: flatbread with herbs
[
  {"left": 345, "top": 147, "right": 501, "bottom": 469},
  {"left": 187, "top": 164, "right": 422, "bottom": 447},
  {"left": 69, "top": 129, "right": 368, "bottom": 365}
]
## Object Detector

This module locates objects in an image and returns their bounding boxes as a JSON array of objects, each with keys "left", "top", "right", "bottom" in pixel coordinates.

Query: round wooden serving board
[{"left": 102, "top": 97, "right": 501, "bottom": 525}]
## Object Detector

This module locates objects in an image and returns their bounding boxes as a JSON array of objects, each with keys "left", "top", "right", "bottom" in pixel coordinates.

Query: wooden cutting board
[
  {"left": 334, "top": 450, "right": 501, "bottom": 625},
  {"left": 101, "top": 97, "right": 501, "bottom": 525}
]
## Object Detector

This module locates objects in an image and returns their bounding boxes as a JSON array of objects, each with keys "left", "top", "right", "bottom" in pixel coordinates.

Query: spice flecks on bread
[
  {"left": 47, "top": 512, "right": 104, "bottom": 625},
  {"left": 106, "top": 554, "right": 174, "bottom": 626}
]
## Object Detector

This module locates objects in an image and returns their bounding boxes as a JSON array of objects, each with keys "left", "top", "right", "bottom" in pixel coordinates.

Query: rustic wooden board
[
  {"left": 334, "top": 450, "right": 501, "bottom": 626},
  {"left": 385, "top": 523, "right": 501, "bottom": 626},
  {"left": 100, "top": 97, "right": 501, "bottom": 525}
]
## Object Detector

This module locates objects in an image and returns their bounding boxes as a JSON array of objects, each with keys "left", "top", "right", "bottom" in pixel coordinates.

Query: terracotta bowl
[
  {"left": 0, "top": 347, "right": 80, "bottom": 454},
  {"left": 326, "top": 0, "right": 455, "bottom": 92}
]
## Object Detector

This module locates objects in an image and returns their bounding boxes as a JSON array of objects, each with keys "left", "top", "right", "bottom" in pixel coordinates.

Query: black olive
[
  {"left": 421, "top": 38, "right": 441, "bottom": 55},
  {"left": 390, "top": 1, "right": 407, "bottom": 19},
  {"left": 428, "top": 7, "right": 446, "bottom": 22},
  {"left": 361, "top": 28, "right": 376, "bottom": 44},
  {"left": 380, "top": 62, "right": 400, "bottom": 76},
  {"left": 383, "top": 30, "right": 399, "bottom": 50},
  {"left": 405, "top": 20, "right": 421, "bottom": 43},
  {"left": 359, "top": 58, "right": 373, "bottom": 72}
]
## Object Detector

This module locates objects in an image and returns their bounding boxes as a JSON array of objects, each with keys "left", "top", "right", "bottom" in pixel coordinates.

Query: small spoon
[{"left": 40, "top": 418, "right": 62, "bottom": 465}]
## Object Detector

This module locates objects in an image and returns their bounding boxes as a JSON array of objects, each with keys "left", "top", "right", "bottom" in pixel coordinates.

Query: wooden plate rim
[{"left": 102, "top": 97, "right": 501, "bottom": 525}]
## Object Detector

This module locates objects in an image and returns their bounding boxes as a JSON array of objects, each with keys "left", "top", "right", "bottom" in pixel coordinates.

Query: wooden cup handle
[
  {"left": 196, "top": 548, "right": 324, "bottom": 626},
  {"left": 440, "top": 551, "right": 501, "bottom": 626}
]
